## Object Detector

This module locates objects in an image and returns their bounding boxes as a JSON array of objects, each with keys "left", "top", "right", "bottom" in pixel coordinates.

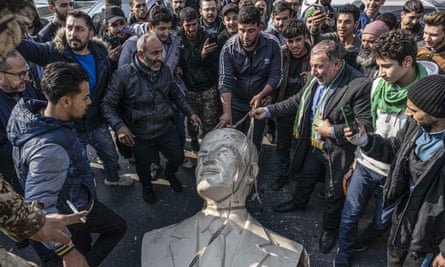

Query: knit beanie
[
  {"left": 362, "top": 20, "right": 389, "bottom": 37},
  {"left": 408, "top": 75, "right": 445, "bottom": 118}
]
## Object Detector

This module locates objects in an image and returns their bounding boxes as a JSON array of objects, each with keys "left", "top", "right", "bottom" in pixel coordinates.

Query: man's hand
[
  {"left": 215, "top": 112, "right": 232, "bottom": 128},
  {"left": 249, "top": 94, "right": 263, "bottom": 109},
  {"left": 31, "top": 211, "right": 88, "bottom": 245},
  {"left": 250, "top": 108, "right": 267, "bottom": 120},
  {"left": 310, "top": 9, "right": 327, "bottom": 29},
  {"left": 108, "top": 45, "right": 122, "bottom": 62},
  {"left": 344, "top": 120, "right": 368, "bottom": 147},
  {"left": 433, "top": 253, "right": 445, "bottom": 267},
  {"left": 117, "top": 126, "right": 135, "bottom": 146},
  {"left": 189, "top": 114, "right": 202, "bottom": 129},
  {"left": 175, "top": 66, "right": 183, "bottom": 77},
  {"left": 63, "top": 248, "right": 89, "bottom": 267},
  {"left": 315, "top": 119, "right": 332, "bottom": 138},
  {"left": 201, "top": 39, "right": 218, "bottom": 60}
]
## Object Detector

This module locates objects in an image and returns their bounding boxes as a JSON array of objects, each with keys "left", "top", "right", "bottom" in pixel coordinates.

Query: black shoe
[
  {"left": 319, "top": 230, "right": 337, "bottom": 253},
  {"left": 168, "top": 175, "right": 183, "bottom": 192},
  {"left": 273, "top": 200, "right": 304, "bottom": 213},
  {"left": 143, "top": 186, "right": 156, "bottom": 203},
  {"left": 271, "top": 176, "right": 289, "bottom": 191}
]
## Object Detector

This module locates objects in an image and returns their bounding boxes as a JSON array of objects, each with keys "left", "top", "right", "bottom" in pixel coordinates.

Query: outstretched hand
[{"left": 31, "top": 211, "right": 88, "bottom": 245}]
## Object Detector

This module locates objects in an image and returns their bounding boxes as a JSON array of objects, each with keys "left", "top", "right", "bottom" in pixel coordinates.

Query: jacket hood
[
  {"left": 7, "top": 98, "right": 72, "bottom": 147},
  {"left": 53, "top": 27, "right": 108, "bottom": 53}
]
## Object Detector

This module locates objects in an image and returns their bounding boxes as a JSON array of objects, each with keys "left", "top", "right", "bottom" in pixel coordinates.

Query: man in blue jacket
[
  {"left": 7, "top": 62, "right": 126, "bottom": 267},
  {"left": 217, "top": 5, "right": 283, "bottom": 152},
  {"left": 16, "top": 10, "right": 134, "bottom": 187}
]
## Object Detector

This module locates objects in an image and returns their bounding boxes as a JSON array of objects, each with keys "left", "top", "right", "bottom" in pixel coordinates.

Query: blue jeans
[
  {"left": 337, "top": 162, "right": 393, "bottom": 261},
  {"left": 77, "top": 124, "right": 120, "bottom": 182}
]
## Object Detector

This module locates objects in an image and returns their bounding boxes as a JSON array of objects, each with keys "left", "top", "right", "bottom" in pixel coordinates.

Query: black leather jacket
[{"left": 102, "top": 54, "right": 194, "bottom": 139}]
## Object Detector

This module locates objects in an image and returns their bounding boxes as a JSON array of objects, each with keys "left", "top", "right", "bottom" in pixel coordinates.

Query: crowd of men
[{"left": 2, "top": 0, "right": 445, "bottom": 266}]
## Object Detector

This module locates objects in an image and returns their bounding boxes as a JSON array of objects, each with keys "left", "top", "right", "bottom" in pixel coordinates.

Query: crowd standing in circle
[{"left": 3, "top": 0, "right": 445, "bottom": 266}]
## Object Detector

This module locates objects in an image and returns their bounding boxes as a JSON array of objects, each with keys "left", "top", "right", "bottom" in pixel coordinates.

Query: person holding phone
[
  {"left": 178, "top": 7, "right": 221, "bottom": 154},
  {"left": 335, "top": 30, "right": 438, "bottom": 267},
  {"left": 251, "top": 39, "right": 372, "bottom": 254}
]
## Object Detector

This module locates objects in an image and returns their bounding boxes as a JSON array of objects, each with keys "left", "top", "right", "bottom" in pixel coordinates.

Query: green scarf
[
  {"left": 293, "top": 60, "right": 346, "bottom": 138},
  {"left": 370, "top": 63, "right": 428, "bottom": 130}
]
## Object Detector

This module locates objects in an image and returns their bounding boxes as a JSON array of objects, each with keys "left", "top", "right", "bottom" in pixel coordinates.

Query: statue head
[{"left": 196, "top": 128, "right": 259, "bottom": 207}]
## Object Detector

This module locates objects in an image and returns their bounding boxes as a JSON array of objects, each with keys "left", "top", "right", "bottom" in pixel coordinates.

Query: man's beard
[
  {"left": 142, "top": 56, "right": 161, "bottom": 72},
  {"left": 356, "top": 50, "right": 375, "bottom": 68}
]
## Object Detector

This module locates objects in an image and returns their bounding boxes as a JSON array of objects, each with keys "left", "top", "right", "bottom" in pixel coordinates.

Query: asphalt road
[{"left": 0, "top": 142, "right": 387, "bottom": 267}]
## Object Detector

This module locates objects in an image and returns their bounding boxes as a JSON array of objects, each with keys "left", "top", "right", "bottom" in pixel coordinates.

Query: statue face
[{"left": 196, "top": 129, "right": 248, "bottom": 202}]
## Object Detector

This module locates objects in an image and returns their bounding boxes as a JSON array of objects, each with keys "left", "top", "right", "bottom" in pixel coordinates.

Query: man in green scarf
[
  {"left": 335, "top": 29, "right": 439, "bottom": 267},
  {"left": 252, "top": 39, "right": 372, "bottom": 254}
]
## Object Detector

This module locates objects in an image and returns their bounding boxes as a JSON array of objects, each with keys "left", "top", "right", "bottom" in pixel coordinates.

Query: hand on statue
[{"left": 215, "top": 112, "right": 232, "bottom": 128}]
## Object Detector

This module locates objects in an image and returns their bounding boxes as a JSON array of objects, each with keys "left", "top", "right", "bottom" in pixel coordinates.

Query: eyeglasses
[{"left": 0, "top": 69, "right": 29, "bottom": 80}]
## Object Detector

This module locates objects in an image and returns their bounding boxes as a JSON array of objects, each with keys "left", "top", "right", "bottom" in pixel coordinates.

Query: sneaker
[
  {"left": 168, "top": 175, "right": 183, "bottom": 192},
  {"left": 182, "top": 158, "right": 195, "bottom": 168},
  {"left": 104, "top": 175, "right": 134, "bottom": 186},
  {"left": 142, "top": 186, "right": 156, "bottom": 203}
]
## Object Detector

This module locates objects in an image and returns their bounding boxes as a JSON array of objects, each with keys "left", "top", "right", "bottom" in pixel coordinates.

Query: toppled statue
[{"left": 142, "top": 128, "right": 309, "bottom": 267}]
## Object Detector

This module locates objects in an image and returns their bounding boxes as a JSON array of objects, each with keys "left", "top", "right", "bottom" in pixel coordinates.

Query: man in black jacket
[
  {"left": 17, "top": 10, "right": 134, "bottom": 187},
  {"left": 37, "top": 0, "right": 74, "bottom": 43},
  {"left": 102, "top": 33, "right": 201, "bottom": 204},
  {"left": 345, "top": 75, "right": 445, "bottom": 267},
  {"left": 252, "top": 39, "right": 371, "bottom": 254},
  {"left": 178, "top": 7, "right": 220, "bottom": 153}
]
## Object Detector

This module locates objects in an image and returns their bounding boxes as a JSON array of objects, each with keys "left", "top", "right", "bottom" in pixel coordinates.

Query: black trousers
[
  {"left": 132, "top": 125, "right": 184, "bottom": 186},
  {"left": 291, "top": 148, "right": 345, "bottom": 231},
  {"left": 68, "top": 200, "right": 127, "bottom": 267}
]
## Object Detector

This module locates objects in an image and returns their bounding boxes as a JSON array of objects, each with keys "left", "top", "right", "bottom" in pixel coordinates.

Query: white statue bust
[{"left": 142, "top": 128, "right": 309, "bottom": 267}]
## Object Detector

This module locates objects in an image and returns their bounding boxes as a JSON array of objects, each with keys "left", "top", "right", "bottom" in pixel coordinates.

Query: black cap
[
  {"left": 408, "top": 75, "right": 445, "bottom": 118},
  {"left": 222, "top": 4, "right": 239, "bottom": 16},
  {"left": 105, "top": 6, "right": 126, "bottom": 24}
]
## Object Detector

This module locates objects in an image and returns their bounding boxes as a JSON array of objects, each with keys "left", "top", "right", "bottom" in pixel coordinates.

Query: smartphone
[
  {"left": 312, "top": 3, "right": 325, "bottom": 13},
  {"left": 341, "top": 104, "right": 359, "bottom": 135},
  {"left": 207, "top": 32, "right": 218, "bottom": 44},
  {"left": 109, "top": 37, "right": 121, "bottom": 49}
]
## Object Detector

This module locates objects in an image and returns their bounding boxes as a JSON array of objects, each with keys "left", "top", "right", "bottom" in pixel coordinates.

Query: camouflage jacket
[
  {"left": 0, "top": 174, "right": 45, "bottom": 241},
  {"left": 0, "top": 174, "right": 45, "bottom": 266}
]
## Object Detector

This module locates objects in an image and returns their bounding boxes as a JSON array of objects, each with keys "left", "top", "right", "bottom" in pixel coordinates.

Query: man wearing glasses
[
  {"left": 0, "top": 50, "right": 44, "bottom": 196},
  {"left": 199, "top": 0, "right": 224, "bottom": 34},
  {"left": 37, "top": 0, "right": 74, "bottom": 43}
]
